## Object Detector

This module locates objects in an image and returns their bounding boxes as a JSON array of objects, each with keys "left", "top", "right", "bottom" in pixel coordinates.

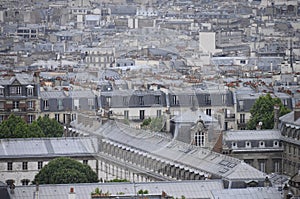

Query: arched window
[{"left": 195, "top": 131, "right": 205, "bottom": 147}]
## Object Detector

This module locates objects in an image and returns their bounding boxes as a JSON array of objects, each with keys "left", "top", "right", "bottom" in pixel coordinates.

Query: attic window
[
  {"left": 259, "top": 141, "right": 265, "bottom": 148},
  {"left": 232, "top": 142, "right": 237, "bottom": 148},
  {"left": 0, "top": 86, "right": 3, "bottom": 95},
  {"left": 273, "top": 141, "right": 278, "bottom": 147},
  {"left": 245, "top": 141, "right": 251, "bottom": 148}
]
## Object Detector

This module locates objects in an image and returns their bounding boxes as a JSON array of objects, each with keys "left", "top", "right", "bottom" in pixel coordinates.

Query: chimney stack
[
  {"left": 274, "top": 105, "right": 280, "bottom": 129},
  {"left": 294, "top": 102, "right": 300, "bottom": 121},
  {"left": 68, "top": 187, "right": 76, "bottom": 199}
]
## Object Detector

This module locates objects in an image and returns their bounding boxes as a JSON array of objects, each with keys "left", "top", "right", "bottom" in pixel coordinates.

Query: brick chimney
[
  {"left": 294, "top": 102, "right": 300, "bottom": 121},
  {"left": 68, "top": 187, "right": 76, "bottom": 199}
]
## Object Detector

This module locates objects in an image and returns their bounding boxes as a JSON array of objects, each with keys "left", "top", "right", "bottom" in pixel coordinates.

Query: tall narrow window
[
  {"left": 43, "top": 100, "right": 49, "bottom": 110},
  {"left": 13, "top": 101, "right": 19, "bottom": 109},
  {"left": 105, "top": 97, "right": 111, "bottom": 107},
  {"left": 0, "top": 86, "right": 4, "bottom": 95},
  {"left": 28, "top": 115, "right": 33, "bottom": 124},
  {"left": 55, "top": 114, "right": 60, "bottom": 122},
  {"left": 38, "top": 161, "right": 43, "bottom": 170},
  {"left": 26, "top": 85, "right": 34, "bottom": 96},
  {"left": 204, "top": 95, "right": 211, "bottom": 105},
  {"left": 58, "top": 99, "right": 63, "bottom": 110},
  {"left": 195, "top": 131, "right": 205, "bottom": 147},
  {"left": 27, "top": 101, "right": 33, "bottom": 110},
  {"left": 139, "top": 96, "right": 144, "bottom": 105},
  {"left": 22, "top": 162, "right": 28, "bottom": 170},
  {"left": 7, "top": 162, "right": 13, "bottom": 171},
  {"left": 124, "top": 110, "right": 129, "bottom": 120},
  {"left": 155, "top": 96, "right": 160, "bottom": 104},
  {"left": 172, "top": 95, "right": 178, "bottom": 105},
  {"left": 139, "top": 110, "right": 145, "bottom": 120}
]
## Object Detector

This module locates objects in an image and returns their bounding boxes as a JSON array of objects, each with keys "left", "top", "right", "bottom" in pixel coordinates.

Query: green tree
[
  {"left": 247, "top": 93, "right": 291, "bottom": 130},
  {"left": 0, "top": 114, "right": 63, "bottom": 139},
  {"left": 36, "top": 116, "right": 64, "bottom": 137},
  {"left": 33, "top": 157, "right": 98, "bottom": 184},
  {"left": 141, "top": 117, "right": 164, "bottom": 132}
]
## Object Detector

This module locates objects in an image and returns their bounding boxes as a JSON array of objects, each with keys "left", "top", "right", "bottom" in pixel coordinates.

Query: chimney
[
  {"left": 68, "top": 187, "right": 76, "bottom": 199},
  {"left": 294, "top": 102, "right": 300, "bottom": 121},
  {"left": 34, "top": 183, "right": 39, "bottom": 199},
  {"left": 274, "top": 105, "right": 280, "bottom": 129}
]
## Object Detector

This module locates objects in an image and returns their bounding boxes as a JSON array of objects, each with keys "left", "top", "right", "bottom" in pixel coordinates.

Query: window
[
  {"left": 155, "top": 96, "right": 160, "bottom": 104},
  {"left": 274, "top": 161, "right": 280, "bottom": 173},
  {"left": 240, "top": 114, "right": 245, "bottom": 123},
  {"left": 26, "top": 85, "right": 34, "bottom": 96},
  {"left": 43, "top": 100, "right": 49, "bottom": 110},
  {"left": 27, "top": 101, "right": 33, "bottom": 110},
  {"left": 221, "top": 94, "right": 226, "bottom": 104},
  {"left": 259, "top": 141, "right": 265, "bottom": 148},
  {"left": 139, "top": 96, "right": 144, "bottom": 105},
  {"left": 105, "top": 97, "right": 111, "bottom": 107},
  {"left": 273, "top": 141, "right": 278, "bottom": 147},
  {"left": 88, "top": 99, "right": 94, "bottom": 109},
  {"left": 123, "top": 97, "right": 128, "bottom": 106},
  {"left": 259, "top": 160, "right": 266, "bottom": 172},
  {"left": 204, "top": 94, "right": 211, "bottom": 105},
  {"left": 157, "top": 110, "right": 162, "bottom": 117},
  {"left": 139, "top": 110, "right": 145, "bottom": 120},
  {"left": 28, "top": 115, "right": 33, "bottom": 124},
  {"left": 172, "top": 95, "right": 178, "bottom": 105},
  {"left": 55, "top": 114, "right": 60, "bottom": 122},
  {"left": 13, "top": 101, "right": 19, "bottom": 109},
  {"left": 7, "top": 162, "right": 13, "bottom": 171},
  {"left": 58, "top": 99, "right": 63, "bottom": 110},
  {"left": 124, "top": 110, "right": 129, "bottom": 120},
  {"left": 10, "top": 86, "right": 21, "bottom": 95},
  {"left": 22, "top": 162, "right": 28, "bottom": 170},
  {"left": 245, "top": 141, "right": 251, "bottom": 148},
  {"left": 21, "top": 179, "right": 30, "bottom": 186},
  {"left": 239, "top": 100, "right": 244, "bottom": 111},
  {"left": 83, "top": 160, "right": 88, "bottom": 165},
  {"left": 38, "top": 161, "right": 43, "bottom": 170},
  {"left": 0, "top": 86, "right": 4, "bottom": 95},
  {"left": 232, "top": 142, "right": 237, "bottom": 148},
  {"left": 195, "top": 131, "right": 205, "bottom": 147},
  {"left": 206, "top": 109, "right": 211, "bottom": 116},
  {"left": 0, "top": 101, "right": 4, "bottom": 110}
]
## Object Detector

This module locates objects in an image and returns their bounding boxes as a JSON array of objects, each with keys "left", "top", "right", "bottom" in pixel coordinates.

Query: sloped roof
[
  {"left": 92, "top": 121, "right": 266, "bottom": 181},
  {"left": 10, "top": 180, "right": 224, "bottom": 199},
  {"left": 0, "top": 137, "right": 98, "bottom": 159},
  {"left": 223, "top": 130, "right": 281, "bottom": 141}
]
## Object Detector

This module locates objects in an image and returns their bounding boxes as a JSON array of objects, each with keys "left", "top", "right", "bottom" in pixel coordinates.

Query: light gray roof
[
  {"left": 171, "top": 110, "right": 218, "bottom": 124},
  {"left": 40, "top": 91, "right": 67, "bottom": 99},
  {"left": 223, "top": 130, "right": 281, "bottom": 141},
  {"left": 91, "top": 121, "right": 266, "bottom": 181},
  {"left": 0, "top": 137, "right": 98, "bottom": 159},
  {"left": 69, "top": 90, "right": 96, "bottom": 98},
  {"left": 10, "top": 180, "right": 224, "bottom": 199},
  {"left": 211, "top": 187, "right": 282, "bottom": 199}
]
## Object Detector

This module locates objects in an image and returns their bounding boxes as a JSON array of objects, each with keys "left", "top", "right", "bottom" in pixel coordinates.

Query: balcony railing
[{"left": 225, "top": 114, "right": 235, "bottom": 121}]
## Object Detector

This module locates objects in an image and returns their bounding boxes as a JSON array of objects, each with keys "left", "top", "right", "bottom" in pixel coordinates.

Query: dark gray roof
[{"left": 40, "top": 91, "right": 67, "bottom": 99}]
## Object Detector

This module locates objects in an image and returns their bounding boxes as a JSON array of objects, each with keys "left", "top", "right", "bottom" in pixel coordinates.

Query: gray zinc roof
[
  {"left": 10, "top": 180, "right": 224, "bottom": 199},
  {"left": 223, "top": 130, "right": 281, "bottom": 141},
  {"left": 211, "top": 187, "right": 282, "bottom": 199},
  {"left": 93, "top": 121, "right": 266, "bottom": 181},
  {"left": 0, "top": 137, "right": 98, "bottom": 159}
]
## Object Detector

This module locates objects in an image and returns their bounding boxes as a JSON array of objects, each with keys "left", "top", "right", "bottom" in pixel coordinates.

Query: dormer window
[
  {"left": 245, "top": 141, "right": 251, "bottom": 148},
  {"left": 259, "top": 141, "right": 265, "bottom": 148},
  {"left": 26, "top": 85, "right": 34, "bottom": 96},
  {"left": 10, "top": 86, "right": 21, "bottom": 95},
  {"left": 0, "top": 86, "right": 4, "bottom": 95},
  {"left": 232, "top": 142, "right": 237, "bottom": 149},
  {"left": 273, "top": 141, "right": 279, "bottom": 147}
]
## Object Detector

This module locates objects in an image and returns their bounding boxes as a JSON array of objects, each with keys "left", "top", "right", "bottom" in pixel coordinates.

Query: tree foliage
[
  {"left": 141, "top": 117, "right": 164, "bottom": 132},
  {"left": 0, "top": 114, "right": 64, "bottom": 139},
  {"left": 33, "top": 157, "right": 98, "bottom": 184},
  {"left": 247, "top": 93, "right": 291, "bottom": 130}
]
